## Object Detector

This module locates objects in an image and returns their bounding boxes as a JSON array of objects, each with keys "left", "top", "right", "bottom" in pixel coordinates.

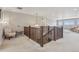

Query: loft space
[{"left": 0, "top": 7, "right": 79, "bottom": 51}]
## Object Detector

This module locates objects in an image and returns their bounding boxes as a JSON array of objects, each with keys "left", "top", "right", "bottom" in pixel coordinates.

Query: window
[
  {"left": 57, "top": 18, "right": 79, "bottom": 26},
  {"left": 63, "top": 20, "right": 75, "bottom": 25},
  {"left": 76, "top": 19, "right": 79, "bottom": 25}
]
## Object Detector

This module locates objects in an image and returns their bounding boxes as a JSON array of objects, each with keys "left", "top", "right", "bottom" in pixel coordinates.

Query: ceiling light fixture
[
  {"left": 73, "top": 8, "right": 78, "bottom": 11},
  {"left": 17, "top": 7, "right": 23, "bottom": 10}
]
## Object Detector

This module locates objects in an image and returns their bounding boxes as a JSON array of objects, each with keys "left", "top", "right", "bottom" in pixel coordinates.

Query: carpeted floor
[{"left": 0, "top": 29, "right": 79, "bottom": 52}]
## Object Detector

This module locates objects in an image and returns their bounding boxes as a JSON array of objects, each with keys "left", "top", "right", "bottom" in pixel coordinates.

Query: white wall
[
  {"left": 3, "top": 11, "right": 36, "bottom": 26},
  {"left": 2, "top": 11, "right": 48, "bottom": 31}
]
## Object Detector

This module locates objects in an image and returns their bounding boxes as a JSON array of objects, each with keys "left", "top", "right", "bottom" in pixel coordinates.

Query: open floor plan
[{"left": 0, "top": 7, "right": 79, "bottom": 52}]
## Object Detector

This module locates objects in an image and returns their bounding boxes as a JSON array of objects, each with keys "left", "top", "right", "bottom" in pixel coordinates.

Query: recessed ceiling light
[{"left": 73, "top": 8, "right": 78, "bottom": 11}]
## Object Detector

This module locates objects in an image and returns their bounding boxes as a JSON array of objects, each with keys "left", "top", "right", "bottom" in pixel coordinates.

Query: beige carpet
[{"left": 0, "top": 30, "right": 79, "bottom": 52}]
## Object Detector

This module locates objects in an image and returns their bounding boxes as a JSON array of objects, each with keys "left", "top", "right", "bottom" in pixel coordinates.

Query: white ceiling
[{"left": 1, "top": 7, "right": 79, "bottom": 19}]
